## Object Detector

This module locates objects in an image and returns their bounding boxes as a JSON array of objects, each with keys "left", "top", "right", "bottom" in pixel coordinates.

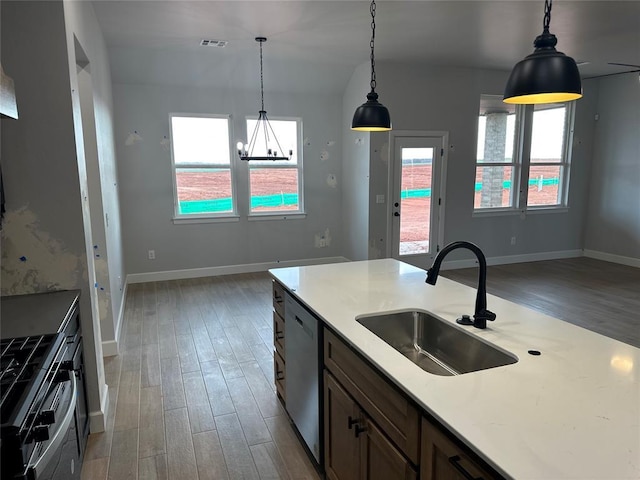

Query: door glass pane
[
  {"left": 399, "top": 147, "right": 433, "bottom": 256},
  {"left": 249, "top": 167, "right": 299, "bottom": 212},
  {"left": 176, "top": 168, "right": 233, "bottom": 214},
  {"left": 474, "top": 166, "right": 514, "bottom": 209},
  {"left": 528, "top": 165, "right": 562, "bottom": 206}
]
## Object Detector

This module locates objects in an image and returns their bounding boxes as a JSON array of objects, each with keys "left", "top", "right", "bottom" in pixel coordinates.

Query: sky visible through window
[
  {"left": 477, "top": 107, "right": 565, "bottom": 161},
  {"left": 172, "top": 116, "right": 230, "bottom": 165}
]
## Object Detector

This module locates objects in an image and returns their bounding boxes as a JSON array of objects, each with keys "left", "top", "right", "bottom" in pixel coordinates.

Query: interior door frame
[{"left": 386, "top": 130, "right": 448, "bottom": 264}]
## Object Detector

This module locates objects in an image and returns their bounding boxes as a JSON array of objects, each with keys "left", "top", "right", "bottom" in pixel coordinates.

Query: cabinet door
[
  {"left": 421, "top": 417, "right": 499, "bottom": 480},
  {"left": 324, "top": 372, "right": 361, "bottom": 480},
  {"left": 362, "top": 417, "right": 417, "bottom": 480}
]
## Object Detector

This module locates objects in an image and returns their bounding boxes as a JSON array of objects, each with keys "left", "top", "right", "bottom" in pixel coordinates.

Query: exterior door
[{"left": 391, "top": 134, "right": 446, "bottom": 268}]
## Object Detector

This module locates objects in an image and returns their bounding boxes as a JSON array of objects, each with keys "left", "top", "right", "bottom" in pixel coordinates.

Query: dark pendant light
[
  {"left": 238, "top": 37, "right": 293, "bottom": 161},
  {"left": 352, "top": 0, "right": 391, "bottom": 131},
  {"left": 504, "top": 0, "right": 582, "bottom": 105}
]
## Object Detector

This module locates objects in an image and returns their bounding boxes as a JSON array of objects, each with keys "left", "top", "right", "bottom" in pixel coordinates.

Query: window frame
[
  {"left": 245, "top": 115, "right": 305, "bottom": 217},
  {"left": 169, "top": 112, "right": 239, "bottom": 222},
  {"left": 473, "top": 99, "right": 575, "bottom": 215}
]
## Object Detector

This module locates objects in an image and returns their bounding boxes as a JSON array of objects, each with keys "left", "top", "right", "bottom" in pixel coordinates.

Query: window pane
[
  {"left": 245, "top": 118, "right": 297, "bottom": 166},
  {"left": 477, "top": 94, "right": 516, "bottom": 164},
  {"left": 530, "top": 105, "right": 566, "bottom": 163},
  {"left": 176, "top": 168, "right": 233, "bottom": 215},
  {"left": 474, "top": 166, "right": 514, "bottom": 209},
  {"left": 171, "top": 116, "right": 230, "bottom": 166},
  {"left": 527, "top": 165, "right": 562, "bottom": 206},
  {"left": 250, "top": 168, "right": 299, "bottom": 212},
  {"left": 399, "top": 148, "right": 433, "bottom": 256}
]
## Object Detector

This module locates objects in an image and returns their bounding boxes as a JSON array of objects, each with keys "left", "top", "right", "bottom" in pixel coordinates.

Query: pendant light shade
[
  {"left": 352, "top": 92, "right": 391, "bottom": 132},
  {"left": 504, "top": 0, "right": 582, "bottom": 105},
  {"left": 352, "top": 0, "right": 391, "bottom": 131}
]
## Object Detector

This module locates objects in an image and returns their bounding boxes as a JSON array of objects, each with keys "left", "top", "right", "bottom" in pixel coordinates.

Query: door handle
[{"left": 393, "top": 212, "right": 400, "bottom": 217}]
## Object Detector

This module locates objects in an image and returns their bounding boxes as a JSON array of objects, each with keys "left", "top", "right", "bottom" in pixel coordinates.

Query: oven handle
[{"left": 27, "top": 372, "right": 77, "bottom": 479}]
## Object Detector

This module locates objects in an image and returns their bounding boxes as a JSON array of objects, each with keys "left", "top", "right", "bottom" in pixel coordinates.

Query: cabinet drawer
[
  {"left": 272, "top": 281, "right": 285, "bottom": 318},
  {"left": 273, "top": 311, "right": 285, "bottom": 358},
  {"left": 274, "top": 350, "right": 286, "bottom": 402},
  {"left": 421, "top": 417, "right": 501, "bottom": 480},
  {"left": 324, "top": 329, "right": 420, "bottom": 464}
]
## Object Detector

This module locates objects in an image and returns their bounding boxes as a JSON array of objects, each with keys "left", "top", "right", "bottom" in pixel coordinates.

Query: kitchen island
[{"left": 270, "top": 259, "right": 640, "bottom": 480}]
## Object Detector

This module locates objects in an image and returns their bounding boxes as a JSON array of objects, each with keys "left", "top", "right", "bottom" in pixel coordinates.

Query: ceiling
[{"left": 91, "top": 1, "right": 640, "bottom": 94}]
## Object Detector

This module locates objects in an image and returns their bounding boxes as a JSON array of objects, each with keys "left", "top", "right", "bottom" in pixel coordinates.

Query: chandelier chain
[
  {"left": 370, "top": 0, "right": 376, "bottom": 91},
  {"left": 543, "top": 0, "right": 552, "bottom": 31}
]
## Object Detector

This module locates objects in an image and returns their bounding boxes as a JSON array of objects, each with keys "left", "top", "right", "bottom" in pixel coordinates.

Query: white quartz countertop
[{"left": 269, "top": 259, "right": 640, "bottom": 480}]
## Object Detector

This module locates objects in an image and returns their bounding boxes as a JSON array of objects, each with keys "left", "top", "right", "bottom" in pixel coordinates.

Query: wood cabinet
[
  {"left": 324, "top": 328, "right": 419, "bottom": 480},
  {"left": 421, "top": 417, "right": 499, "bottom": 480},
  {"left": 272, "top": 281, "right": 286, "bottom": 403},
  {"left": 324, "top": 372, "right": 416, "bottom": 480}
]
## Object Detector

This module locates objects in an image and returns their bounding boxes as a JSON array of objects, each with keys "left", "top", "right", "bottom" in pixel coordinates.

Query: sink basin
[{"left": 356, "top": 310, "right": 518, "bottom": 376}]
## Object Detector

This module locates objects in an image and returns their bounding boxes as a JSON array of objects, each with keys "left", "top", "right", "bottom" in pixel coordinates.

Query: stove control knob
[
  {"left": 32, "top": 425, "right": 50, "bottom": 443},
  {"left": 38, "top": 410, "right": 56, "bottom": 426}
]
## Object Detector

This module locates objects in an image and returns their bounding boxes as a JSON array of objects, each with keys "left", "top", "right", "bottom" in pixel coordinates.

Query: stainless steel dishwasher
[{"left": 284, "top": 292, "right": 320, "bottom": 463}]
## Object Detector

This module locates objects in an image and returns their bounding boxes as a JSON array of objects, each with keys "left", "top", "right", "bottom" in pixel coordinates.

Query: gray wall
[
  {"left": 341, "top": 62, "right": 372, "bottom": 261},
  {"left": 584, "top": 72, "right": 640, "bottom": 260},
  {"left": 364, "top": 63, "right": 596, "bottom": 264},
  {"left": 113, "top": 83, "right": 343, "bottom": 274},
  {"left": 0, "top": 0, "right": 122, "bottom": 429}
]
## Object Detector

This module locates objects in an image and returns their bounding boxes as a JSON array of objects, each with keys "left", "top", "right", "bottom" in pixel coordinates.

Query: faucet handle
[{"left": 473, "top": 309, "right": 496, "bottom": 329}]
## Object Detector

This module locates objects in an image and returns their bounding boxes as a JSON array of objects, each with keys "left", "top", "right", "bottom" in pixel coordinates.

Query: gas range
[{"left": 1, "top": 291, "right": 86, "bottom": 480}]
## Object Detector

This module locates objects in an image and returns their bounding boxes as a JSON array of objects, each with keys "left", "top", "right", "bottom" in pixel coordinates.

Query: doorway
[{"left": 390, "top": 132, "right": 447, "bottom": 268}]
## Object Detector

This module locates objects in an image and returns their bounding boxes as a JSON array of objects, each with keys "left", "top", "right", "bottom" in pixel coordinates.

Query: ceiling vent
[{"left": 200, "top": 39, "right": 227, "bottom": 47}]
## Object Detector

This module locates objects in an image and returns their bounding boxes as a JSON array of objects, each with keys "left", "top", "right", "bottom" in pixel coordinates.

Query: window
[
  {"left": 474, "top": 95, "right": 574, "bottom": 213},
  {"left": 246, "top": 117, "right": 303, "bottom": 215},
  {"left": 169, "top": 114, "right": 236, "bottom": 218}
]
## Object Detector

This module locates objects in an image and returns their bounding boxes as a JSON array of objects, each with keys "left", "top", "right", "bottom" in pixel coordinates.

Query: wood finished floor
[
  {"left": 81, "top": 273, "right": 320, "bottom": 480},
  {"left": 81, "top": 258, "right": 640, "bottom": 479},
  {"left": 442, "top": 257, "right": 640, "bottom": 348}
]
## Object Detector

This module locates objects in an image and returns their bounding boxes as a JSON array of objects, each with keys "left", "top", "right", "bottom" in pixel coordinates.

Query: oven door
[{"left": 24, "top": 371, "right": 80, "bottom": 480}]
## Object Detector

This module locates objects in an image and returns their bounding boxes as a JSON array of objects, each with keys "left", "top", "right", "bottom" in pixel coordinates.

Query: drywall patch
[
  {"left": 1, "top": 207, "right": 83, "bottom": 295},
  {"left": 125, "top": 130, "right": 143, "bottom": 146},
  {"left": 314, "top": 228, "right": 332, "bottom": 248},
  {"left": 160, "top": 135, "right": 170, "bottom": 151},
  {"left": 355, "top": 138, "right": 364, "bottom": 146},
  {"left": 93, "top": 250, "right": 112, "bottom": 322},
  {"left": 326, "top": 140, "right": 336, "bottom": 147},
  {"left": 320, "top": 150, "right": 330, "bottom": 162},
  {"left": 326, "top": 174, "right": 337, "bottom": 188},
  {"left": 304, "top": 137, "right": 311, "bottom": 147}
]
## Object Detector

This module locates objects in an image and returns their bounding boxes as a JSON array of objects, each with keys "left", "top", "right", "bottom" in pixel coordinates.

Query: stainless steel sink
[{"left": 356, "top": 310, "right": 518, "bottom": 376}]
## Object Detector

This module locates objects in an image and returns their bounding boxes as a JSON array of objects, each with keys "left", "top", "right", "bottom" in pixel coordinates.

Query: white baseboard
[
  {"left": 440, "top": 249, "right": 583, "bottom": 270},
  {"left": 583, "top": 249, "right": 640, "bottom": 268},
  {"left": 101, "top": 282, "right": 127, "bottom": 357},
  {"left": 126, "top": 256, "right": 350, "bottom": 284},
  {"left": 89, "top": 384, "right": 109, "bottom": 433}
]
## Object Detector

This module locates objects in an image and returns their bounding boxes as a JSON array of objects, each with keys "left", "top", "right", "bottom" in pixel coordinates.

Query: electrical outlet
[
  {"left": 148, "top": 249, "right": 156, "bottom": 260},
  {"left": 511, "top": 236, "right": 517, "bottom": 245}
]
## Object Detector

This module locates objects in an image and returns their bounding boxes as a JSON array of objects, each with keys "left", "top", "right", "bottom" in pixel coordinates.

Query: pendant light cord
[
  {"left": 369, "top": 0, "right": 377, "bottom": 92},
  {"left": 259, "top": 39, "right": 265, "bottom": 112}
]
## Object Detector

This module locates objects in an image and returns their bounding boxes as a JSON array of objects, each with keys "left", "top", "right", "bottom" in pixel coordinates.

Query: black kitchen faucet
[{"left": 425, "top": 241, "right": 496, "bottom": 329}]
